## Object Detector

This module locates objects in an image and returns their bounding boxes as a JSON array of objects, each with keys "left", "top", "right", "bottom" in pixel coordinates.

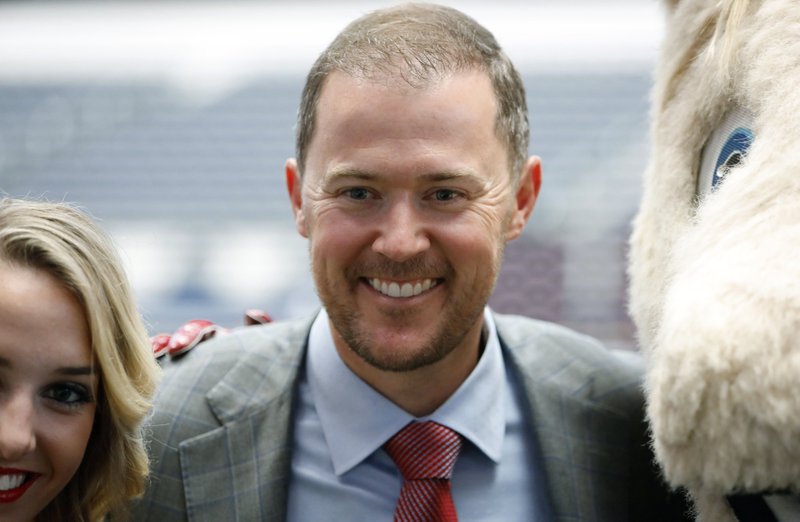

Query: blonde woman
[{"left": 0, "top": 198, "right": 159, "bottom": 521}]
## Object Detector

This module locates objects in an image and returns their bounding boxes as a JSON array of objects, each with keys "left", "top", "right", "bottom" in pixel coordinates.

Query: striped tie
[{"left": 384, "top": 421, "right": 463, "bottom": 522}]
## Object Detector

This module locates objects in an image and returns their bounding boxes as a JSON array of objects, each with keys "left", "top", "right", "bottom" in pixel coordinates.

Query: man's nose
[
  {"left": 0, "top": 394, "right": 37, "bottom": 461},
  {"left": 371, "top": 198, "right": 431, "bottom": 262}
]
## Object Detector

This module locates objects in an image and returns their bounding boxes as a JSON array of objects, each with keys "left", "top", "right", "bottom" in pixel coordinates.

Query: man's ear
[
  {"left": 285, "top": 158, "right": 308, "bottom": 238},
  {"left": 506, "top": 155, "right": 541, "bottom": 241}
]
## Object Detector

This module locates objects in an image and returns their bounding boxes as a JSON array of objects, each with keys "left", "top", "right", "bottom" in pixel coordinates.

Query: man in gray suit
[{"left": 134, "top": 3, "right": 690, "bottom": 521}]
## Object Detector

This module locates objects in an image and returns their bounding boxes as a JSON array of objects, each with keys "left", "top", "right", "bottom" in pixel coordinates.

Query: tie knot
[{"left": 385, "top": 421, "right": 463, "bottom": 481}]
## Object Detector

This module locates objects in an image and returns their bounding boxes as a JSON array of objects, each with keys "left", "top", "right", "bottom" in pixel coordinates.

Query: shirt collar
[{"left": 307, "top": 307, "right": 506, "bottom": 476}]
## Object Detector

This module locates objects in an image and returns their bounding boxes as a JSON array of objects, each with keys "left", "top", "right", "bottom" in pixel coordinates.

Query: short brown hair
[{"left": 295, "top": 2, "right": 529, "bottom": 179}]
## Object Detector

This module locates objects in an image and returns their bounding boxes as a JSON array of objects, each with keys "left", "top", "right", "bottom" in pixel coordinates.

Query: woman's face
[{"left": 0, "top": 261, "right": 97, "bottom": 521}]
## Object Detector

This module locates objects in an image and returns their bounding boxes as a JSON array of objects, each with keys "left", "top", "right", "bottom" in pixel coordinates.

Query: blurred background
[{"left": 0, "top": 0, "right": 665, "bottom": 350}]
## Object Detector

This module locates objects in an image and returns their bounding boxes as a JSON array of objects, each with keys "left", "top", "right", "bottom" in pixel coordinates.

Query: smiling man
[
  {"left": 136, "top": 4, "right": 690, "bottom": 521},
  {"left": 285, "top": 66, "right": 537, "bottom": 418}
]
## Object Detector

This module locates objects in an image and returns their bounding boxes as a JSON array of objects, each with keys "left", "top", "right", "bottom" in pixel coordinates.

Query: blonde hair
[{"left": 0, "top": 198, "right": 160, "bottom": 521}]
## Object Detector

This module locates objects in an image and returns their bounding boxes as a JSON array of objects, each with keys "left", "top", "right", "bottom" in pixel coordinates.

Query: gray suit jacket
[{"left": 133, "top": 313, "right": 690, "bottom": 521}]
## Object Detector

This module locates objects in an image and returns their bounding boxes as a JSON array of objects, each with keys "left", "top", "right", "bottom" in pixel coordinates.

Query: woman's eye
[{"left": 43, "top": 383, "right": 93, "bottom": 408}]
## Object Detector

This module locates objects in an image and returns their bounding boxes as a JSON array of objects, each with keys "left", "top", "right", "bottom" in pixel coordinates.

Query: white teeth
[
  {"left": 0, "top": 474, "right": 26, "bottom": 491},
  {"left": 369, "top": 278, "right": 437, "bottom": 298}
]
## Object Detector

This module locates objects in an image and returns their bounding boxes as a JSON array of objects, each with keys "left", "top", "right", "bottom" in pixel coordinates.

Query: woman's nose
[{"left": 0, "top": 394, "right": 37, "bottom": 461}]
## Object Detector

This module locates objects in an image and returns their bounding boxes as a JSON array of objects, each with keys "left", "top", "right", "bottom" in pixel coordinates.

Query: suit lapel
[
  {"left": 178, "top": 319, "right": 311, "bottom": 522},
  {"left": 497, "top": 315, "right": 636, "bottom": 522},
  {"left": 521, "top": 382, "right": 634, "bottom": 521},
  {"left": 174, "top": 313, "right": 640, "bottom": 521}
]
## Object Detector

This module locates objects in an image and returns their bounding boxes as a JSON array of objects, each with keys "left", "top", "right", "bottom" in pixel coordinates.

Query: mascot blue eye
[
  {"left": 697, "top": 105, "right": 755, "bottom": 198},
  {"left": 712, "top": 128, "right": 754, "bottom": 189}
]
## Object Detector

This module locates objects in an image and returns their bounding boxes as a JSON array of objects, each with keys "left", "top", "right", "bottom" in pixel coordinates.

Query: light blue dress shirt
[{"left": 286, "top": 308, "right": 553, "bottom": 521}]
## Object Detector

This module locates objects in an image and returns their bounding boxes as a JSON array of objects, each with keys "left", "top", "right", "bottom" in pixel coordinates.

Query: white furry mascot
[{"left": 628, "top": 0, "right": 800, "bottom": 520}]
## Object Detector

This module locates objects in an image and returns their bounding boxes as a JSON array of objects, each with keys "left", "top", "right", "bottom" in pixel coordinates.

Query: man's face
[{"left": 287, "top": 69, "right": 538, "bottom": 374}]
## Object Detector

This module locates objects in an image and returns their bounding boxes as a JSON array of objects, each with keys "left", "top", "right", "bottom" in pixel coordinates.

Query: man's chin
[
  {"left": 354, "top": 344, "right": 449, "bottom": 373},
  {"left": 345, "top": 328, "right": 452, "bottom": 373}
]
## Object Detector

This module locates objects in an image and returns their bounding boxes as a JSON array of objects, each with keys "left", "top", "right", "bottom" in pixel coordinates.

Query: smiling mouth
[
  {"left": 0, "top": 472, "right": 38, "bottom": 503},
  {"left": 367, "top": 277, "right": 440, "bottom": 298}
]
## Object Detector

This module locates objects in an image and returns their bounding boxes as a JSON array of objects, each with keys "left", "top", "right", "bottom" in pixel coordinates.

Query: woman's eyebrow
[
  {"left": 0, "top": 357, "right": 94, "bottom": 375},
  {"left": 55, "top": 366, "right": 95, "bottom": 376},
  {"left": 0, "top": 357, "right": 93, "bottom": 376}
]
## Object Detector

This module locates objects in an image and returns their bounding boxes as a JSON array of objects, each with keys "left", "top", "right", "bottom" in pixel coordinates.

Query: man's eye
[
  {"left": 432, "top": 189, "right": 460, "bottom": 202},
  {"left": 43, "top": 383, "right": 93, "bottom": 408},
  {"left": 344, "top": 187, "right": 371, "bottom": 200}
]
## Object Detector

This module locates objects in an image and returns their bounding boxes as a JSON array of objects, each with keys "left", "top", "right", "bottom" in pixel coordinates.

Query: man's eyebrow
[
  {"left": 0, "top": 356, "right": 10, "bottom": 369},
  {"left": 322, "top": 168, "right": 484, "bottom": 185},
  {"left": 419, "top": 171, "right": 484, "bottom": 184},
  {"left": 322, "top": 168, "right": 377, "bottom": 184}
]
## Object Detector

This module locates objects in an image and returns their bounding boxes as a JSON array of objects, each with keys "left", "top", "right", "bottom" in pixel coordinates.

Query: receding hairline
[
  {"left": 301, "top": 65, "right": 521, "bottom": 178},
  {"left": 295, "top": 2, "right": 530, "bottom": 181}
]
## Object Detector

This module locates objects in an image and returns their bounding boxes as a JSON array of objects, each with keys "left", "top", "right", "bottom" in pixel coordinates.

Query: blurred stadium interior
[{"left": 0, "top": 0, "right": 662, "bottom": 350}]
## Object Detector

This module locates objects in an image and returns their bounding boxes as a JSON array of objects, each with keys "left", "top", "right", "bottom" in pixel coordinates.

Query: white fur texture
[
  {"left": 692, "top": 489, "right": 737, "bottom": 522},
  {"left": 628, "top": 0, "right": 800, "bottom": 508}
]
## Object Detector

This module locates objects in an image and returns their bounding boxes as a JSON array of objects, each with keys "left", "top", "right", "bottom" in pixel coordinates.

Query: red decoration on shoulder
[
  {"left": 244, "top": 309, "right": 272, "bottom": 325},
  {"left": 167, "top": 319, "right": 223, "bottom": 357},
  {"left": 149, "top": 309, "right": 272, "bottom": 361},
  {"left": 150, "top": 333, "right": 171, "bottom": 359}
]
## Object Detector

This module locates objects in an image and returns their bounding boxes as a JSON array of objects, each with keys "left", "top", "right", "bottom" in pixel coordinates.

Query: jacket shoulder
[
  {"left": 158, "top": 318, "right": 311, "bottom": 386},
  {"left": 146, "top": 317, "right": 311, "bottom": 438},
  {"left": 136, "top": 318, "right": 311, "bottom": 520},
  {"left": 494, "top": 313, "right": 645, "bottom": 417}
]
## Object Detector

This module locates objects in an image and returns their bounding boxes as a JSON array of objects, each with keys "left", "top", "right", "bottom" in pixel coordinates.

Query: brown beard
[
  {"left": 331, "top": 303, "right": 483, "bottom": 372},
  {"left": 321, "top": 255, "right": 496, "bottom": 372}
]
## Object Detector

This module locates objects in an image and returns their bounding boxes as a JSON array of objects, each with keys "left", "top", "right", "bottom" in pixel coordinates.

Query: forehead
[
  {"left": 0, "top": 261, "right": 92, "bottom": 369},
  {"left": 306, "top": 70, "right": 505, "bottom": 175},
  {"left": 318, "top": 69, "right": 496, "bottom": 127}
]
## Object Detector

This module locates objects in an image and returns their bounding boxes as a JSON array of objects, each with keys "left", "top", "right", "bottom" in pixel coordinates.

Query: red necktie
[{"left": 384, "top": 421, "right": 463, "bottom": 522}]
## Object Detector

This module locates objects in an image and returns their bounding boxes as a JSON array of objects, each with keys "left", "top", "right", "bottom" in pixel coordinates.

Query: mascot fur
[{"left": 628, "top": 0, "right": 800, "bottom": 520}]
